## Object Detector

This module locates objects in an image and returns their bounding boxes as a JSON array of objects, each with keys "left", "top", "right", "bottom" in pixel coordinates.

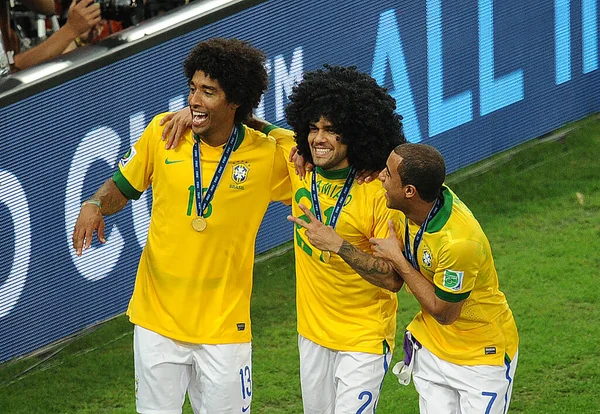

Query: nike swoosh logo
[
  {"left": 165, "top": 158, "right": 184, "bottom": 164},
  {"left": 241, "top": 406, "right": 250, "bottom": 413}
]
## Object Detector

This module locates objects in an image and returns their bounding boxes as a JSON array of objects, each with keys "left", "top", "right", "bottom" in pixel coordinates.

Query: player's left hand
[
  {"left": 289, "top": 146, "right": 314, "bottom": 180},
  {"left": 287, "top": 203, "right": 343, "bottom": 252},
  {"left": 370, "top": 220, "right": 405, "bottom": 263},
  {"left": 356, "top": 169, "right": 382, "bottom": 185},
  {"left": 160, "top": 107, "right": 192, "bottom": 150}
]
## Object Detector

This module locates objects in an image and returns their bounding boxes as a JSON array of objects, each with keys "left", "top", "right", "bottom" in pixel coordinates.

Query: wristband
[
  {"left": 75, "top": 37, "right": 87, "bottom": 48},
  {"left": 82, "top": 199, "right": 102, "bottom": 209}
]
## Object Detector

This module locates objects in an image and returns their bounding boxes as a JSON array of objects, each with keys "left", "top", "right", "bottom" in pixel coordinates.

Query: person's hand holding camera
[{"left": 64, "top": 0, "right": 102, "bottom": 38}]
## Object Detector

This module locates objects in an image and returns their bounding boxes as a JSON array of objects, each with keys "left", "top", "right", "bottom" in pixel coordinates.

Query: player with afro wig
[{"left": 285, "top": 64, "right": 406, "bottom": 172}]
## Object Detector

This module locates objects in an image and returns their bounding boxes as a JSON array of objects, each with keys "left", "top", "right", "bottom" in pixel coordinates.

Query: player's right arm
[
  {"left": 72, "top": 114, "right": 158, "bottom": 256},
  {"left": 72, "top": 178, "right": 128, "bottom": 256},
  {"left": 337, "top": 240, "right": 403, "bottom": 292},
  {"left": 288, "top": 204, "right": 403, "bottom": 292},
  {"left": 371, "top": 220, "right": 469, "bottom": 325}
]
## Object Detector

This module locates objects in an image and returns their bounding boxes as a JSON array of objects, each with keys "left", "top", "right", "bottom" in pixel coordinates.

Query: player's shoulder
[
  {"left": 436, "top": 194, "right": 488, "bottom": 252},
  {"left": 149, "top": 112, "right": 172, "bottom": 127},
  {"left": 235, "top": 125, "right": 281, "bottom": 159},
  {"left": 138, "top": 112, "right": 172, "bottom": 141},
  {"left": 241, "top": 124, "right": 277, "bottom": 147},
  {"left": 445, "top": 189, "right": 485, "bottom": 237},
  {"left": 261, "top": 125, "right": 295, "bottom": 152},
  {"left": 358, "top": 178, "right": 386, "bottom": 197}
]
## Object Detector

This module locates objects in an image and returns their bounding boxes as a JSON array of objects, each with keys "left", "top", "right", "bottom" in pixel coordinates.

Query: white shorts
[
  {"left": 298, "top": 334, "right": 392, "bottom": 414},
  {"left": 134, "top": 325, "right": 252, "bottom": 414},
  {"left": 412, "top": 343, "right": 518, "bottom": 414}
]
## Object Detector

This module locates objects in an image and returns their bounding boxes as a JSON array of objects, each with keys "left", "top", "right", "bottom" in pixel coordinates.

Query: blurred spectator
[
  {"left": 1, "top": 0, "right": 101, "bottom": 72},
  {"left": 23, "top": 0, "right": 55, "bottom": 15},
  {"left": 1, "top": 0, "right": 193, "bottom": 74},
  {"left": 53, "top": 0, "right": 124, "bottom": 43},
  {"left": 145, "top": 0, "right": 185, "bottom": 18}
]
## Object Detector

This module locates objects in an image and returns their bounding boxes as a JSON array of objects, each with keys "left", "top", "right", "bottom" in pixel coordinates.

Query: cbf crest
[
  {"left": 230, "top": 162, "right": 249, "bottom": 190},
  {"left": 422, "top": 249, "right": 432, "bottom": 267},
  {"left": 232, "top": 163, "right": 249, "bottom": 183}
]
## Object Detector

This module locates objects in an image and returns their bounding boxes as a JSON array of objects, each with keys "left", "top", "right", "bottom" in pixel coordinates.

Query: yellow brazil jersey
[
  {"left": 267, "top": 127, "right": 399, "bottom": 354},
  {"left": 404, "top": 185, "right": 519, "bottom": 366},
  {"left": 112, "top": 113, "right": 291, "bottom": 344}
]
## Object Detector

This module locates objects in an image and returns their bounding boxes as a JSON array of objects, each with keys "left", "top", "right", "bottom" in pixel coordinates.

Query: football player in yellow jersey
[
  {"left": 283, "top": 65, "right": 405, "bottom": 413},
  {"left": 71, "top": 38, "right": 291, "bottom": 413},
  {"left": 370, "top": 143, "right": 519, "bottom": 414},
  {"left": 158, "top": 65, "right": 405, "bottom": 413}
]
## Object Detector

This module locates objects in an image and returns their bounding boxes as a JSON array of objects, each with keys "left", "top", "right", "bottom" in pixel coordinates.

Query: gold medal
[
  {"left": 191, "top": 216, "right": 207, "bottom": 232},
  {"left": 322, "top": 251, "right": 331, "bottom": 263}
]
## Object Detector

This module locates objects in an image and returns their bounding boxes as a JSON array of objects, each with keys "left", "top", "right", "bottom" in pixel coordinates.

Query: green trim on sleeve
[
  {"left": 262, "top": 123, "right": 281, "bottom": 135},
  {"left": 112, "top": 170, "right": 143, "bottom": 200},
  {"left": 434, "top": 285, "right": 471, "bottom": 302}
]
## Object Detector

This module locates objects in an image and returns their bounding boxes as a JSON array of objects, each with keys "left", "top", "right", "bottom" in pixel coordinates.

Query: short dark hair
[
  {"left": 394, "top": 144, "right": 446, "bottom": 202},
  {"left": 285, "top": 65, "right": 405, "bottom": 171},
  {"left": 183, "top": 38, "right": 268, "bottom": 123}
]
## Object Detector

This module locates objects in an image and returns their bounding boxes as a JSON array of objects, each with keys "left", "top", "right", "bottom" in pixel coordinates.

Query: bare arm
[
  {"left": 89, "top": 178, "right": 129, "bottom": 215},
  {"left": 72, "top": 178, "right": 128, "bottom": 256},
  {"left": 14, "top": 0, "right": 100, "bottom": 70},
  {"left": 390, "top": 254, "right": 464, "bottom": 324},
  {"left": 371, "top": 220, "right": 464, "bottom": 325},
  {"left": 21, "top": 0, "right": 56, "bottom": 15},
  {"left": 337, "top": 240, "right": 404, "bottom": 292}
]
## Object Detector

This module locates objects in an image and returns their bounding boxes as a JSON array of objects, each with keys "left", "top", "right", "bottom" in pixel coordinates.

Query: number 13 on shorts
[{"left": 240, "top": 365, "right": 252, "bottom": 408}]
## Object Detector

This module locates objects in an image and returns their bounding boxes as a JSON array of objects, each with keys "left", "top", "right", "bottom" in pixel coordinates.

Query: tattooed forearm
[
  {"left": 337, "top": 241, "right": 403, "bottom": 292},
  {"left": 90, "top": 178, "right": 129, "bottom": 216}
]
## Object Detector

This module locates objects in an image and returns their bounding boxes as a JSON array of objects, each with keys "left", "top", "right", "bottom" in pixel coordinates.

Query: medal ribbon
[
  {"left": 310, "top": 167, "right": 357, "bottom": 229},
  {"left": 192, "top": 125, "right": 238, "bottom": 218},
  {"left": 404, "top": 196, "right": 442, "bottom": 271}
]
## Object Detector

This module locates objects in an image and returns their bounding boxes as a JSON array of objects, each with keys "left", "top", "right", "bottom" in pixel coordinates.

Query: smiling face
[
  {"left": 188, "top": 70, "right": 239, "bottom": 141},
  {"left": 307, "top": 116, "right": 349, "bottom": 171}
]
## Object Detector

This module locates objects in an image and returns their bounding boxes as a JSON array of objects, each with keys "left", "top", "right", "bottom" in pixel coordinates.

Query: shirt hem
[
  {"left": 129, "top": 315, "right": 252, "bottom": 345},
  {"left": 298, "top": 330, "right": 391, "bottom": 355},
  {"left": 408, "top": 328, "right": 513, "bottom": 367}
]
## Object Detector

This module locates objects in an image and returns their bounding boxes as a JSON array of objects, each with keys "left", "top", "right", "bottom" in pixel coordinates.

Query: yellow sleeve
[
  {"left": 433, "top": 239, "right": 482, "bottom": 303},
  {"left": 264, "top": 125, "right": 295, "bottom": 204},
  {"left": 264, "top": 125, "right": 296, "bottom": 163},
  {"left": 270, "top": 142, "right": 292, "bottom": 204},
  {"left": 112, "top": 114, "right": 161, "bottom": 199}
]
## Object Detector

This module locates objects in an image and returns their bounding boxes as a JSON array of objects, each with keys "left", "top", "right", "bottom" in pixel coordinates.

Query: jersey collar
[
  {"left": 191, "top": 122, "right": 245, "bottom": 151},
  {"left": 315, "top": 165, "right": 352, "bottom": 180},
  {"left": 232, "top": 123, "right": 245, "bottom": 151},
  {"left": 426, "top": 185, "right": 452, "bottom": 233}
]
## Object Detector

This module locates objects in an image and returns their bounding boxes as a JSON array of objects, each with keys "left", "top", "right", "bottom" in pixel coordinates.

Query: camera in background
[{"left": 93, "top": 0, "right": 143, "bottom": 26}]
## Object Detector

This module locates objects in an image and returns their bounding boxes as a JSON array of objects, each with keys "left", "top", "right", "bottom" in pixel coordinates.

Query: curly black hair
[
  {"left": 183, "top": 38, "right": 268, "bottom": 123},
  {"left": 285, "top": 65, "right": 405, "bottom": 171}
]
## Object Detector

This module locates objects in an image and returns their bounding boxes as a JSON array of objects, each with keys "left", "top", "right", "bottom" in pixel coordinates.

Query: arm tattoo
[{"left": 337, "top": 241, "right": 401, "bottom": 291}]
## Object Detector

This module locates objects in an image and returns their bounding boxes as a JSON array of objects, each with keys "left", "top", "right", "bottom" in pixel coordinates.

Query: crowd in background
[{"left": 0, "top": 0, "right": 187, "bottom": 74}]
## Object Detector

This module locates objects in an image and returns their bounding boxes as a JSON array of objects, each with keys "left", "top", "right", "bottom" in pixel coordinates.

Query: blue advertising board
[{"left": 1, "top": 0, "right": 599, "bottom": 362}]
